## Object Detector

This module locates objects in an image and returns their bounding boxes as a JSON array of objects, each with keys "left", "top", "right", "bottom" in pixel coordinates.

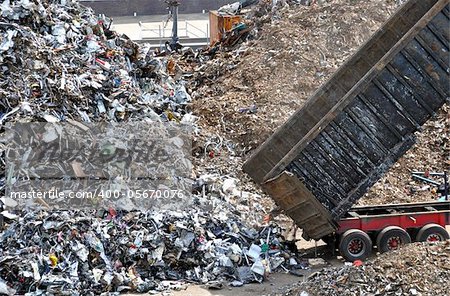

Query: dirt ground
[
  {"left": 161, "top": 273, "right": 307, "bottom": 296},
  {"left": 126, "top": 256, "right": 343, "bottom": 296}
]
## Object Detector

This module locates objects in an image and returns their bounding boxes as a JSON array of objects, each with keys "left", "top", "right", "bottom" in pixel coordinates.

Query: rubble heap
[
  {"left": 0, "top": 201, "right": 308, "bottom": 295},
  {"left": 363, "top": 104, "right": 450, "bottom": 205},
  {"left": 280, "top": 241, "right": 450, "bottom": 296},
  {"left": 186, "top": 0, "right": 448, "bottom": 205},
  {"left": 0, "top": 0, "right": 197, "bottom": 210},
  {"left": 188, "top": 0, "right": 401, "bottom": 151},
  {"left": 0, "top": 0, "right": 448, "bottom": 294},
  {"left": 0, "top": 1, "right": 292, "bottom": 294},
  {"left": 0, "top": 0, "right": 191, "bottom": 126}
]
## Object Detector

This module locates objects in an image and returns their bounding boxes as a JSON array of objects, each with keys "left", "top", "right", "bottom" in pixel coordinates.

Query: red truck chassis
[{"left": 328, "top": 201, "right": 450, "bottom": 261}]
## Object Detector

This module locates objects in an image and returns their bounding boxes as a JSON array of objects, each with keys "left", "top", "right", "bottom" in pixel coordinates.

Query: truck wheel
[
  {"left": 376, "top": 226, "right": 411, "bottom": 253},
  {"left": 339, "top": 229, "right": 372, "bottom": 262},
  {"left": 416, "top": 224, "right": 449, "bottom": 242}
]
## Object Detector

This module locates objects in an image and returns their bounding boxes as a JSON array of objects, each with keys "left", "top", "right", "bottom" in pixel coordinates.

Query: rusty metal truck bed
[{"left": 243, "top": 0, "right": 449, "bottom": 240}]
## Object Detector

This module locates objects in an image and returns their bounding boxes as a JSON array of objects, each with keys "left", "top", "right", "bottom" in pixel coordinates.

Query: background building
[{"left": 81, "top": 0, "right": 235, "bottom": 16}]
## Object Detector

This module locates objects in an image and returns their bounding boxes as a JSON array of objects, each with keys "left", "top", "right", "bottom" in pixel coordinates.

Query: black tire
[
  {"left": 416, "top": 224, "right": 450, "bottom": 242},
  {"left": 376, "top": 226, "right": 411, "bottom": 253},
  {"left": 339, "top": 229, "right": 372, "bottom": 262}
]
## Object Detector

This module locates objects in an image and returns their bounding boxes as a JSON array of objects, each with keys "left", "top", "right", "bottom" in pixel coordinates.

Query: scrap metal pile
[
  {"left": 363, "top": 104, "right": 450, "bottom": 205},
  {"left": 0, "top": 204, "right": 307, "bottom": 295},
  {"left": 0, "top": 0, "right": 299, "bottom": 294},
  {"left": 188, "top": 0, "right": 403, "bottom": 152},
  {"left": 276, "top": 241, "right": 450, "bottom": 296},
  {"left": 185, "top": 0, "right": 449, "bottom": 204},
  {"left": 0, "top": 157, "right": 305, "bottom": 295},
  {"left": 1, "top": 0, "right": 449, "bottom": 294},
  {"left": 0, "top": 0, "right": 192, "bottom": 126}
]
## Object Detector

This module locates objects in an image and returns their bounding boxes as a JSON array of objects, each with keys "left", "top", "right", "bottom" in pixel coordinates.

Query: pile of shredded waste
[
  {"left": 0, "top": 0, "right": 448, "bottom": 294},
  {"left": 274, "top": 241, "right": 450, "bottom": 296},
  {"left": 187, "top": 0, "right": 403, "bottom": 152},
  {"left": 0, "top": 0, "right": 192, "bottom": 126},
  {"left": 0, "top": 1, "right": 289, "bottom": 294},
  {"left": 363, "top": 104, "right": 449, "bottom": 205},
  {"left": 0, "top": 205, "right": 302, "bottom": 295},
  {"left": 184, "top": 0, "right": 448, "bottom": 205}
]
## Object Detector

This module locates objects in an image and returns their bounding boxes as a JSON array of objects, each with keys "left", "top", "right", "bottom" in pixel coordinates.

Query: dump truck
[{"left": 243, "top": 0, "right": 450, "bottom": 261}]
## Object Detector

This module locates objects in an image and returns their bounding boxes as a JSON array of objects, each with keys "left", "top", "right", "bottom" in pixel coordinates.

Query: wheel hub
[
  {"left": 387, "top": 236, "right": 401, "bottom": 250},
  {"left": 426, "top": 233, "right": 442, "bottom": 242},
  {"left": 348, "top": 238, "right": 365, "bottom": 256}
]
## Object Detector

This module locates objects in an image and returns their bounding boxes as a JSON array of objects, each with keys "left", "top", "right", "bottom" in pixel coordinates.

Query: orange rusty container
[{"left": 209, "top": 10, "right": 242, "bottom": 45}]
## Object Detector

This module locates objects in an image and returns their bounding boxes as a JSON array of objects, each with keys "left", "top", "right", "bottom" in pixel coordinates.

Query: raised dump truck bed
[{"left": 243, "top": 0, "right": 449, "bottom": 240}]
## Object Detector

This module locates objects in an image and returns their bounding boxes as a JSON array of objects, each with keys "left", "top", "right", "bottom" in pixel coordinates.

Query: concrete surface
[
  {"left": 159, "top": 272, "right": 307, "bottom": 296},
  {"left": 123, "top": 259, "right": 342, "bottom": 296}
]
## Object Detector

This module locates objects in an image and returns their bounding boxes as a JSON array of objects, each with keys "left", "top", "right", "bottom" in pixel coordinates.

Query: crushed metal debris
[
  {"left": 274, "top": 241, "right": 450, "bottom": 296},
  {"left": 0, "top": 0, "right": 448, "bottom": 294}
]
